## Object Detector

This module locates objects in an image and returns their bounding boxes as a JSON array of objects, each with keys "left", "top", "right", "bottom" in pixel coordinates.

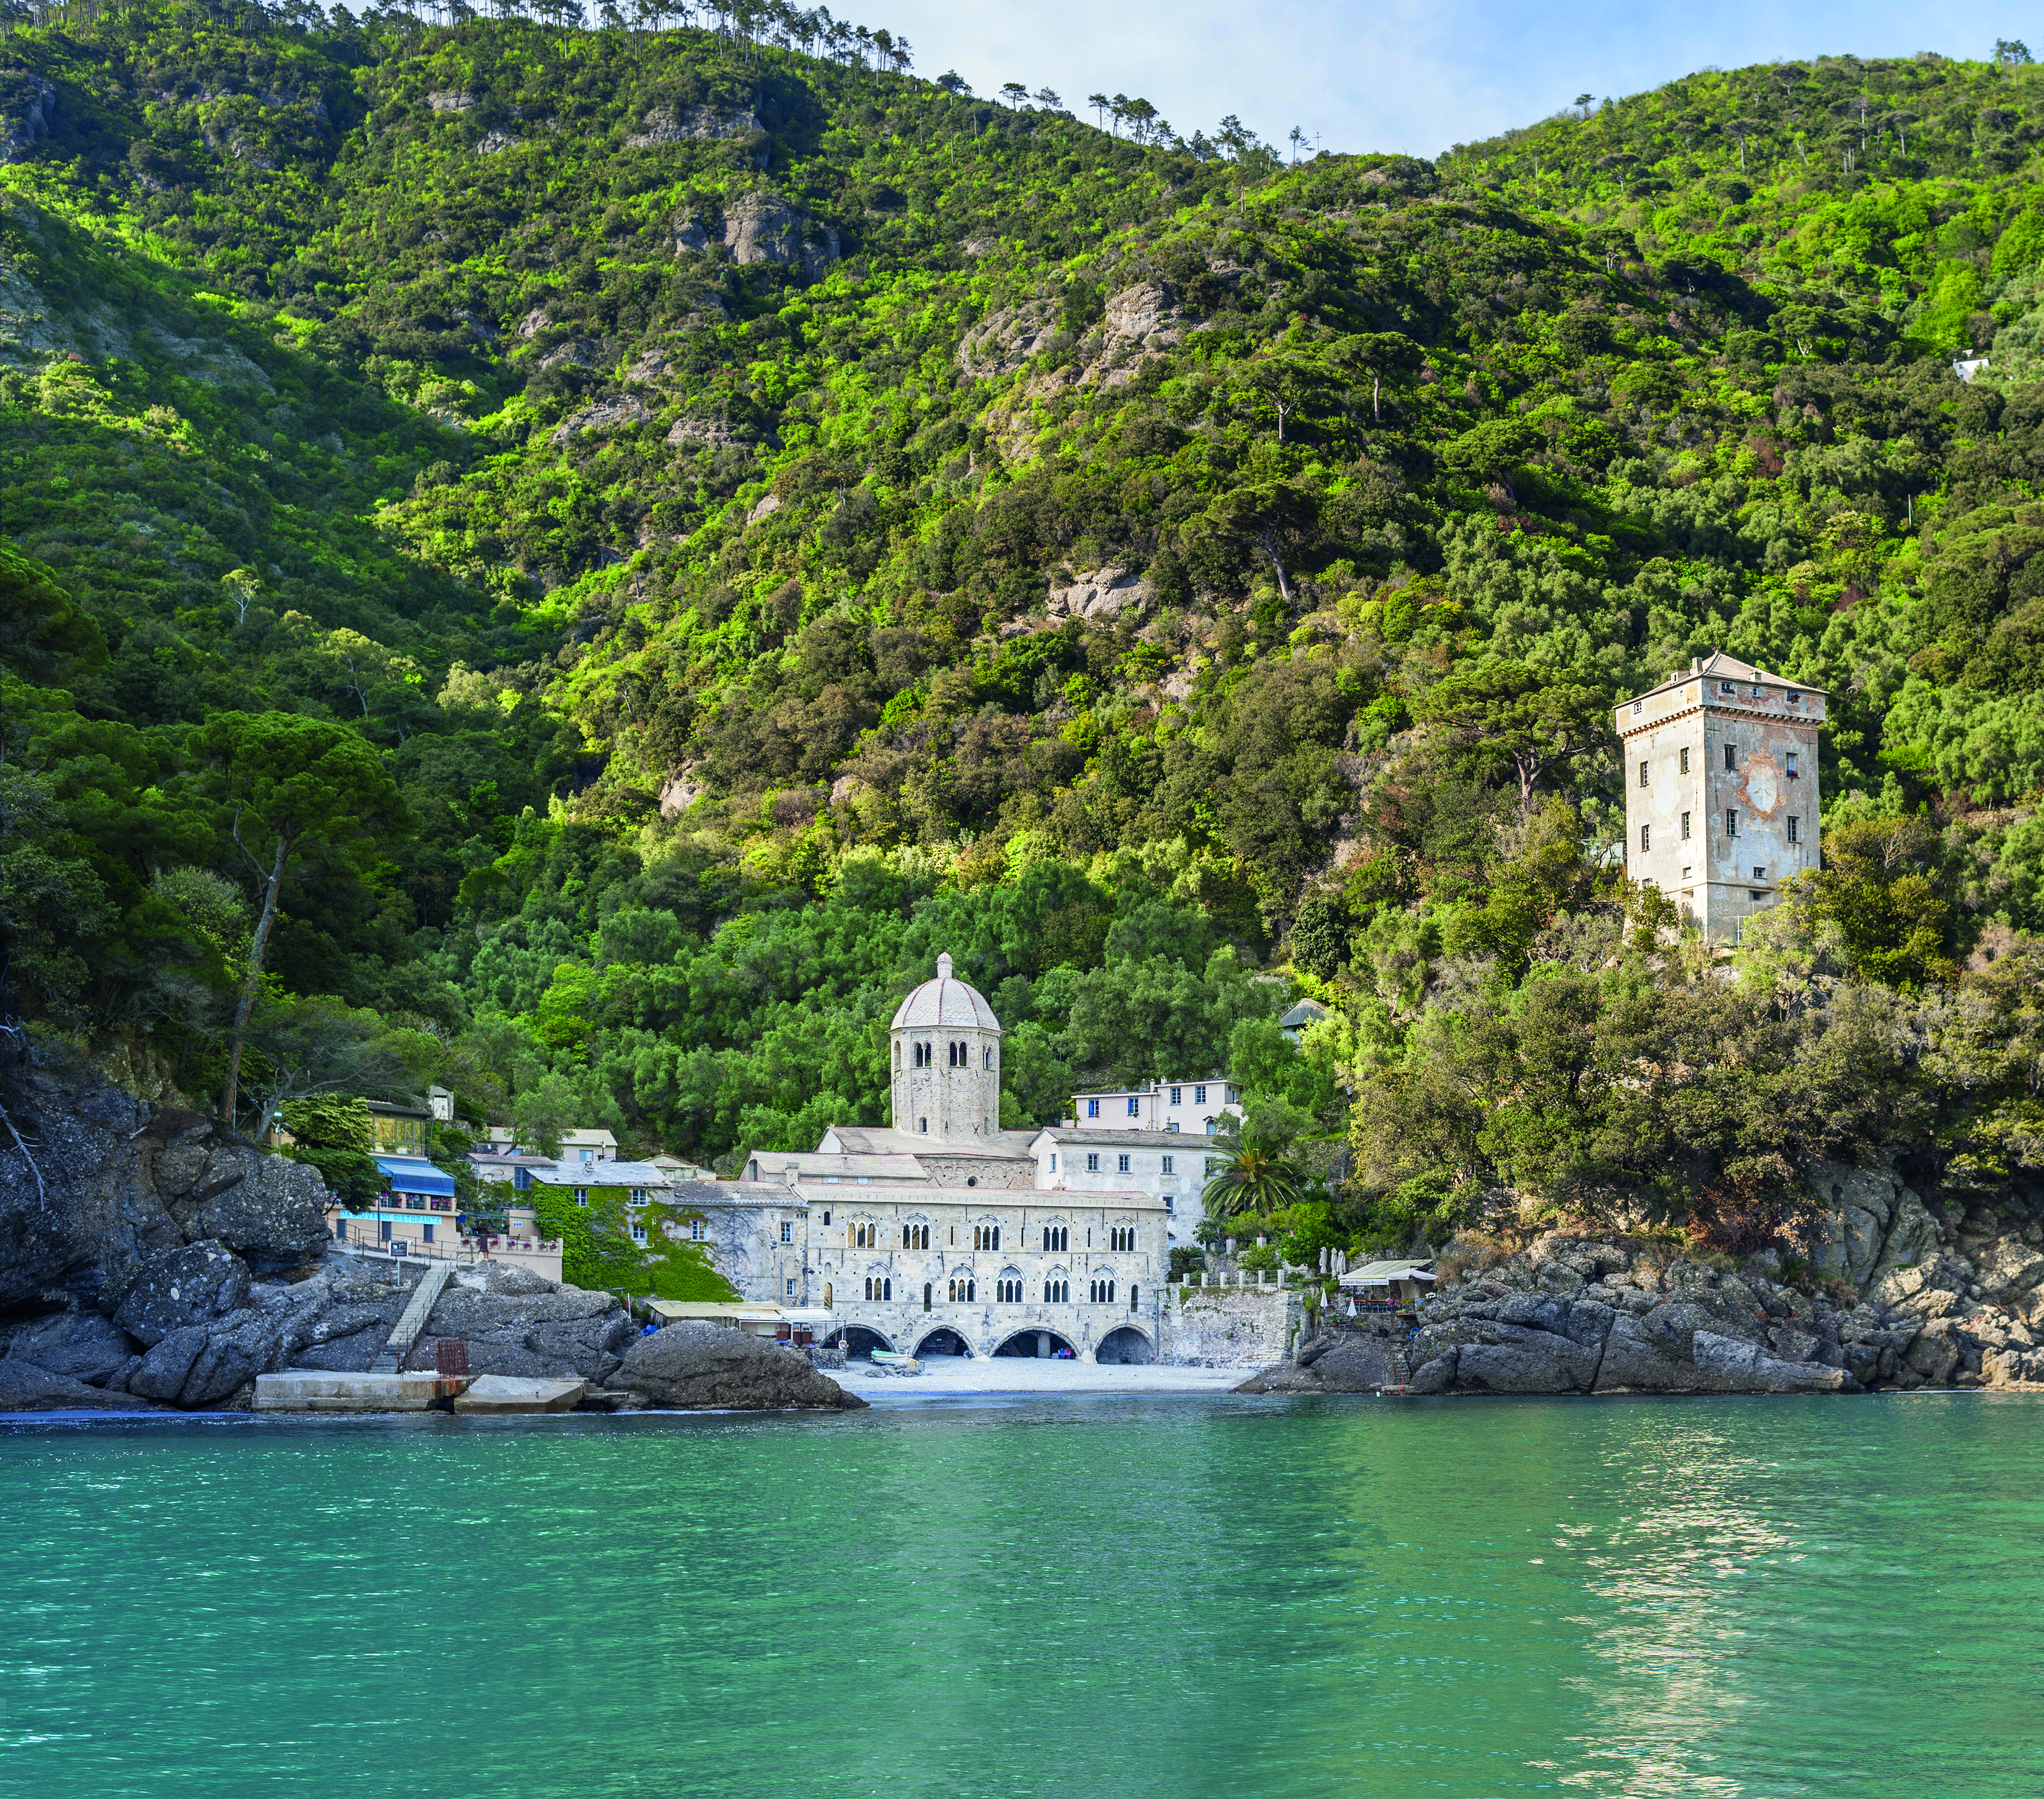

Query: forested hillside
[{"left": 2, "top": 7, "right": 2040, "bottom": 1253}]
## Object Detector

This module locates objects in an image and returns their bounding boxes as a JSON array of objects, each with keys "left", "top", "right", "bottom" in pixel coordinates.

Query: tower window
[
  {"left": 984, "top": 1047, "right": 994, "bottom": 1069},
  {"left": 1638, "top": 758, "right": 1649, "bottom": 787},
  {"left": 1726, "top": 810, "right": 1738, "bottom": 838},
  {"left": 1724, "top": 742, "right": 1736, "bottom": 771},
  {"left": 1787, "top": 691, "right": 1801, "bottom": 704},
  {"left": 1680, "top": 746, "right": 1690, "bottom": 774},
  {"left": 1787, "top": 815, "right": 1799, "bottom": 843},
  {"left": 1681, "top": 811, "right": 1691, "bottom": 840},
  {"left": 1786, "top": 751, "right": 1799, "bottom": 777},
  {"left": 1639, "top": 824, "right": 1650, "bottom": 852},
  {"left": 918, "top": 1117, "right": 928, "bottom": 1133}
]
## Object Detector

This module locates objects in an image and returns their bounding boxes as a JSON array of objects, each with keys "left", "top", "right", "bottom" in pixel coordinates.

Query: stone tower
[
  {"left": 1617, "top": 650, "right": 1825, "bottom": 945},
  {"left": 889, "top": 952, "right": 1002, "bottom": 1141}
]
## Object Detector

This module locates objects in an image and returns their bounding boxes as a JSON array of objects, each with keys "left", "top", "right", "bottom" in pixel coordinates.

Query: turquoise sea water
[{"left": 3, "top": 1392, "right": 2042, "bottom": 1799}]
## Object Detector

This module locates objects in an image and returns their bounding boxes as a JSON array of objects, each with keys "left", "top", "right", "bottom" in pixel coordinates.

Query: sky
[{"left": 871, "top": 0, "right": 2026, "bottom": 157}]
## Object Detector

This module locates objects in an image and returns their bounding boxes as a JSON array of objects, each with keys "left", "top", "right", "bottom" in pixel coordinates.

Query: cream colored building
[
  {"left": 717, "top": 953, "right": 1170, "bottom": 1361},
  {"left": 1617, "top": 650, "right": 1824, "bottom": 944}
]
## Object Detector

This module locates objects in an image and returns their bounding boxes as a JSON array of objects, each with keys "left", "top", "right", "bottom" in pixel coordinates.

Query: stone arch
[
  {"left": 913, "top": 1326, "right": 976, "bottom": 1359},
  {"left": 992, "top": 1326, "right": 1077, "bottom": 1358},
  {"left": 825, "top": 1324, "right": 895, "bottom": 1359},
  {"left": 1095, "top": 1324, "right": 1155, "bottom": 1365}
]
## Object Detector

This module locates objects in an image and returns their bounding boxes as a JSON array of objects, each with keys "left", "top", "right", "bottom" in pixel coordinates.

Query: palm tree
[{"left": 1201, "top": 1140, "right": 1305, "bottom": 1220}]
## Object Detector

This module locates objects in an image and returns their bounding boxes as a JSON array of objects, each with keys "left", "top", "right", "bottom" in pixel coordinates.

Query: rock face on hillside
[
  {"left": 612, "top": 1322, "right": 868, "bottom": 1410},
  {"left": 0, "top": 1065, "right": 331, "bottom": 1314}
]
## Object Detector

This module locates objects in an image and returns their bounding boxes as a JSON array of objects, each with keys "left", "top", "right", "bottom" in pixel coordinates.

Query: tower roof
[{"left": 891, "top": 951, "right": 1000, "bottom": 1032}]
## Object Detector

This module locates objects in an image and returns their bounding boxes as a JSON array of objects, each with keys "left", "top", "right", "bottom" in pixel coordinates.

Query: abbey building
[{"left": 703, "top": 954, "right": 1183, "bottom": 1362}]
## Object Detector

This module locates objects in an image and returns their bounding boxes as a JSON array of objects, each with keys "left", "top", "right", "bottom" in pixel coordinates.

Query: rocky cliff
[
  {"left": 0, "top": 1070, "right": 859, "bottom": 1414},
  {"left": 1249, "top": 1156, "right": 2044, "bottom": 1398}
]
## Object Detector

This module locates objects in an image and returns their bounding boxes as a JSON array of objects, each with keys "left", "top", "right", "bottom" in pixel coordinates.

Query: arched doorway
[
  {"left": 913, "top": 1327, "right": 972, "bottom": 1358},
  {"left": 992, "top": 1328, "right": 1077, "bottom": 1359},
  {"left": 825, "top": 1324, "right": 895, "bottom": 1360},
  {"left": 1095, "top": 1325, "right": 1155, "bottom": 1365}
]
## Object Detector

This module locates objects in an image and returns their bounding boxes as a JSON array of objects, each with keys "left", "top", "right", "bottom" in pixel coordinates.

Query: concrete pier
[
  {"left": 253, "top": 1371, "right": 471, "bottom": 1413},
  {"left": 450, "top": 1376, "right": 586, "bottom": 1414}
]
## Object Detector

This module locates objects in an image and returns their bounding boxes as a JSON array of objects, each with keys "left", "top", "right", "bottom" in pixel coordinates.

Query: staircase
[{"left": 371, "top": 1260, "right": 455, "bottom": 1373}]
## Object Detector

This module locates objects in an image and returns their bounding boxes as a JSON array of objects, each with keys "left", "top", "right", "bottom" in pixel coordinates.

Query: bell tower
[{"left": 889, "top": 952, "right": 1002, "bottom": 1140}]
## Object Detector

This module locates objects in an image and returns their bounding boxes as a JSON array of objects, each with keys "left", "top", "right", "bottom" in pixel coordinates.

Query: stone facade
[
  {"left": 1159, "top": 1280, "right": 1305, "bottom": 1367},
  {"left": 1617, "top": 650, "right": 1824, "bottom": 944},
  {"left": 722, "top": 952, "right": 1173, "bottom": 1360},
  {"left": 1030, "top": 1127, "right": 1213, "bottom": 1245}
]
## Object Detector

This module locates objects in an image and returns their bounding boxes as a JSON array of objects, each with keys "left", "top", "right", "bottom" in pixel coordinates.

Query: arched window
[
  {"left": 893, "top": 1042, "right": 900, "bottom": 1069},
  {"left": 883, "top": 1278, "right": 893, "bottom": 1302},
  {"left": 924, "top": 1282, "right": 933, "bottom": 1312},
  {"left": 824, "top": 1282, "right": 832, "bottom": 1307},
  {"left": 864, "top": 1276, "right": 874, "bottom": 1301},
  {"left": 1129, "top": 1283, "right": 1138, "bottom": 1310},
  {"left": 1107, "top": 1279, "right": 1115, "bottom": 1303},
  {"left": 983, "top": 1046, "right": 994, "bottom": 1069}
]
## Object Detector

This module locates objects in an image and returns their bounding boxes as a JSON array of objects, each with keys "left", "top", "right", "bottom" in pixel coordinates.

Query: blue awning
[{"left": 375, "top": 1155, "right": 456, "bottom": 1198}]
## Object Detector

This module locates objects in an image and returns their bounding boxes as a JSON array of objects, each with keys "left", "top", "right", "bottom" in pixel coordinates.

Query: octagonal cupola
[{"left": 889, "top": 952, "right": 1002, "bottom": 1141}]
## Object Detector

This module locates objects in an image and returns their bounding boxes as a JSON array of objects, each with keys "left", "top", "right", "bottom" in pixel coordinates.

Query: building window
[
  {"left": 379, "top": 1220, "right": 392, "bottom": 1242},
  {"left": 1754, "top": 866, "right": 1766, "bottom": 881},
  {"left": 1194, "top": 1084, "right": 1207, "bottom": 1105},
  {"left": 1787, "top": 690, "right": 1801, "bottom": 704},
  {"left": 1682, "top": 867, "right": 1692, "bottom": 882},
  {"left": 1049, "top": 1153, "right": 1058, "bottom": 1172},
  {"left": 1786, "top": 750, "right": 1799, "bottom": 778},
  {"left": 1638, "top": 758, "right": 1649, "bottom": 787},
  {"left": 1161, "top": 1155, "right": 1175, "bottom": 1175},
  {"left": 998, "top": 1277, "right": 1021, "bottom": 1304},
  {"left": 901, "top": 1223, "right": 929, "bottom": 1249},
  {"left": 779, "top": 1220, "right": 794, "bottom": 1244},
  {"left": 1126, "top": 1097, "right": 1139, "bottom": 1117},
  {"left": 1726, "top": 809, "right": 1738, "bottom": 838},
  {"left": 422, "top": 1223, "right": 435, "bottom": 1244},
  {"left": 1087, "top": 1152, "right": 1099, "bottom": 1172},
  {"left": 630, "top": 1222, "right": 647, "bottom": 1243},
  {"left": 1751, "top": 889, "right": 1764, "bottom": 901},
  {"left": 1117, "top": 1154, "right": 1131, "bottom": 1173},
  {"left": 574, "top": 1187, "right": 588, "bottom": 1206},
  {"left": 1680, "top": 746, "right": 1690, "bottom": 774},
  {"left": 786, "top": 1277, "right": 798, "bottom": 1299},
  {"left": 1087, "top": 1099, "right": 1100, "bottom": 1118},
  {"left": 1166, "top": 1122, "right": 1179, "bottom": 1134},
  {"left": 1632, "top": 699, "right": 1642, "bottom": 716},
  {"left": 974, "top": 1225, "right": 1000, "bottom": 1250},
  {"left": 918, "top": 1117, "right": 928, "bottom": 1134},
  {"left": 1724, "top": 742, "right": 1736, "bottom": 771},
  {"left": 334, "top": 1219, "right": 347, "bottom": 1242},
  {"left": 984, "top": 1047, "right": 994, "bottom": 1069},
  {"left": 1169, "top": 1085, "right": 1182, "bottom": 1104},
  {"left": 1205, "top": 1158, "right": 1220, "bottom": 1175},
  {"left": 1639, "top": 824, "right": 1650, "bottom": 852},
  {"left": 1089, "top": 1278, "right": 1117, "bottom": 1303},
  {"left": 1721, "top": 681, "right": 1736, "bottom": 695},
  {"left": 629, "top": 1188, "right": 648, "bottom": 1206},
  {"left": 1787, "top": 815, "right": 1799, "bottom": 844},
  {"left": 689, "top": 1219, "right": 706, "bottom": 1241},
  {"left": 1043, "top": 1225, "right": 1067, "bottom": 1251},
  {"left": 1681, "top": 811, "right": 1691, "bottom": 840},
  {"left": 1111, "top": 1227, "right": 1134, "bottom": 1251}
]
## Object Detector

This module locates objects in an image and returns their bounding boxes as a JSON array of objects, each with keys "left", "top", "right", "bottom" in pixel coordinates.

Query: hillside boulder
[{"left": 113, "top": 1241, "right": 250, "bottom": 1346}]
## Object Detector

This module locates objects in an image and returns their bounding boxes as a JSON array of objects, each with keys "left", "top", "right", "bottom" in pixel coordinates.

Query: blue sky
[{"left": 876, "top": 0, "right": 2024, "bottom": 156}]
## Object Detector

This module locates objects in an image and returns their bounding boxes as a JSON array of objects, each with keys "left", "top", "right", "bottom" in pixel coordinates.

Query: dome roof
[{"left": 891, "top": 952, "right": 1001, "bottom": 1032}]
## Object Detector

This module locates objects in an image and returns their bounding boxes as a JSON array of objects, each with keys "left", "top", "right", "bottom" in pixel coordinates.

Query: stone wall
[{"left": 1160, "top": 1281, "right": 1304, "bottom": 1367}]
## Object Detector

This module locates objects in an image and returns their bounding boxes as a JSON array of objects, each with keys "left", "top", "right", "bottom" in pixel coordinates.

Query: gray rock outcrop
[
  {"left": 0, "top": 1066, "right": 331, "bottom": 1312},
  {"left": 612, "top": 1322, "right": 867, "bottom": 1410},
  {"left": 721, "top": 192, "right": 838, "bottom": 277},
  {"left": 112, "top": 1241, "right": 251, "bottom": 1345}
]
